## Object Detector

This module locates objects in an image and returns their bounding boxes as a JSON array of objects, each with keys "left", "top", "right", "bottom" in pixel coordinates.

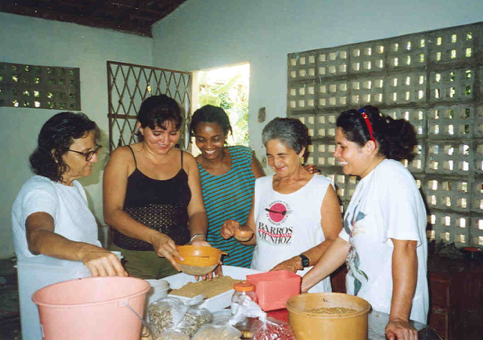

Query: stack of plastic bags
[{"left": 147, "top": 291, "right": 296, "bottom": 340}]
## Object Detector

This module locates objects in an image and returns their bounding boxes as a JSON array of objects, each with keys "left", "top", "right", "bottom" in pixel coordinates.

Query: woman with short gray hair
[
  {"left": 261, "top": 117, "right": 310, "bottom": 154},
  {"left": 221, "top": 117, "right": 342, "bottom": 293}
]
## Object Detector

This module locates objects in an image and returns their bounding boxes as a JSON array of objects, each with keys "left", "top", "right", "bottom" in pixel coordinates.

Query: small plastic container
[
  {"left": 246, "top": 270, "right": 301, "bottom": 311},
  {"left": 232, "top": 282, "right": 257, "bottom": 305},
  {"left": 145, "top": 279, "right": 170, "bottom": 305}
]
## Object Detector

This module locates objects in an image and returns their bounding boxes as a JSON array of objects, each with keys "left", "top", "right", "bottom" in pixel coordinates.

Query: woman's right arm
[
  {"left": 26, "top": 212, "right": 126, "bottom": 277},
  {"left": 103, "top": 148, "right": 182, "bottom": 269},
  {"left": 301, "top": 237, "right": 350, "bottom": 292},
  {"left": 221, "top": 193, "right": 257, "bottom": 245}
]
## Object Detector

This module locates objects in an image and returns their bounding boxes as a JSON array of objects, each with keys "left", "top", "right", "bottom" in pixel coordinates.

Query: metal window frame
[{"left": 107, "top": 61, "right": 192, "bottom": 153}]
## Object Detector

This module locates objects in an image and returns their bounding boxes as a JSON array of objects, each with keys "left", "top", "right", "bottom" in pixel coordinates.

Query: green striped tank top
[{"left": 197, "top": 145, "right": 256, "bottom": 267}]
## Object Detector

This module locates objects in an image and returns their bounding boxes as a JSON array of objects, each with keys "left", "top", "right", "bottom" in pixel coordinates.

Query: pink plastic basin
[{"left": 32, "top": 276, "right": 150, "bottom": 340}]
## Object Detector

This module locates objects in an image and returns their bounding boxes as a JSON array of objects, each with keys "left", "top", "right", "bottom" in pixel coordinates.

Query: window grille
[
  {"left": 287, "top": 22, "right": 483, "bottom": 248},
  {"left": 107, "top": 61, "right": 192, "bottom": 153},
  {"left": 0, "top": 62, "right": 80, "bottom": 110}
]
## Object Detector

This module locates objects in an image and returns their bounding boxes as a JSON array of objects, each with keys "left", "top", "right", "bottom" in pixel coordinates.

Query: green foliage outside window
[{"left": 197, "top": 67, "right": 249, "bottom": 146}]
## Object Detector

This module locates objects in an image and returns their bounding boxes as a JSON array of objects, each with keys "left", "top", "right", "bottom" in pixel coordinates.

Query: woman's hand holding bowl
[
  {"left": 151, "top": 232, "right": 183, "bottom": 271},
  {"left": 221, "top": 220, "right": 240, "bottom": 239}
]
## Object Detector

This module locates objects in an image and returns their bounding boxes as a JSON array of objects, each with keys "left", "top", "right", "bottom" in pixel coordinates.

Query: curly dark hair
[
  {"left": 29, "top": 112, "right": 100, "bottom": 182},
  {"left": 336, "top": 105, "right": 417, "bottom": 161},
  {"left": 262, "top": 117, "right": 310, "bottom": 154},
  {"left": 189, "top": 105, "right": 233, "bottom": 139},
  {"left": 136, "top": 95, "right": 183, "bottom": 142}
]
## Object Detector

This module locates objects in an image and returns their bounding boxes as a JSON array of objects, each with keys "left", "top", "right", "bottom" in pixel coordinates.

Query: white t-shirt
[
  {"left": 251, "top": 174, "right": 333, "bottom": 292},
  {"left": 12, "top": 175, "right": 101, "bottom": 260},
  {"left": 339, "top": 159, "right": 429, "bottom": 323}
]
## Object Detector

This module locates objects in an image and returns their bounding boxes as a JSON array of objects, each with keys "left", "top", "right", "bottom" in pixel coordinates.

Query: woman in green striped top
[{"left": 190, "top": 105, "right": 264, "bottom": 268}]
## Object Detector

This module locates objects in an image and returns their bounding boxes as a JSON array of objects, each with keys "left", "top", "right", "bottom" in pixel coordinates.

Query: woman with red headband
[{"left": 302, "top": 105, "right": 428, "bottom": 340}]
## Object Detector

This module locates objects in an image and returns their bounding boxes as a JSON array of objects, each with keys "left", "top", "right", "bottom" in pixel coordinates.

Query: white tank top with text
[{"left": 250, "top": 174, "right": 332, "bottom": 292}]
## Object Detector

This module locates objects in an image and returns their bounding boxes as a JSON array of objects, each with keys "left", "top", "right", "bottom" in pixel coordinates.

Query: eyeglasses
[{"left": 68, "top": 145, "right": 102, "bottom": 161}]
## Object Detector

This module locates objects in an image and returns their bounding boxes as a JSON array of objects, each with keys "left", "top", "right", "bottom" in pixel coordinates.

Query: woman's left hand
[
  {"left": 304, "top": 164, "right": 319, "bottom": 174},
  {"left": 270, "top": 256, "right": 301, "bottom": 273},
  {"left": 196, "top": 261, "right": 223, "bottom": 280},
  {"left": 385, "top": 318, "right": 417, "bottom": 340}
]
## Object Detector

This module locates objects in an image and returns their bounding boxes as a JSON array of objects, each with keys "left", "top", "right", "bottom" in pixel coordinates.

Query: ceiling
[{"left": 0, "top": 0, "right": 189, "bottom": 37}]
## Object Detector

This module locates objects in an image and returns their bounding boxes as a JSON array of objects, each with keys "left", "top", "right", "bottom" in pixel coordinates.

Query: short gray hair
[{"left": 262, "top": 117, "right": 310, "bottom": 154}]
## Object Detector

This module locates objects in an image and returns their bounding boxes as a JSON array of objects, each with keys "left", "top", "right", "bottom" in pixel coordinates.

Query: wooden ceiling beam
[{"left": 0, "top": 0, "right": 188, "bottom": 37}]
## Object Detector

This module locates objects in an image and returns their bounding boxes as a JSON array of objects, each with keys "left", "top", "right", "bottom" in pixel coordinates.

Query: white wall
[
  {"left": 151, "top": 0, "right": 483, "bottom": 165},
  {"left": 2, "top": 1, "right": 482, "bottom": 258},
  {"left": 0, "top": 13, "right": 153, "bottom": 258}
]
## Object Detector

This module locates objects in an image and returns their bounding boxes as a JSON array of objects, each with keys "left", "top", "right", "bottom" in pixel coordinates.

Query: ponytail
[{"left": 336, "top": 105, "right": 417, "bottom": 161}]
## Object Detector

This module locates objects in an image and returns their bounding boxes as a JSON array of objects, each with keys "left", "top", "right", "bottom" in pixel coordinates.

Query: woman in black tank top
[{"left": 103, "top": 95, "right": 209, "bottom": 279}]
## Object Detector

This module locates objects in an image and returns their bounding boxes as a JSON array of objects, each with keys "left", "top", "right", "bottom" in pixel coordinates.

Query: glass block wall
[
  {"left": 0, "top": 62, "right": 80, "bottom": 110},
  {"left": 287, "top": 22, "right": 483, "bottom": 248}
]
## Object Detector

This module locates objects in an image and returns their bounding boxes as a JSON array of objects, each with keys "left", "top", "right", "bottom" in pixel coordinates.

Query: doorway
[{"left": 191, "top": 63, "right": 250, "bottom": 154}]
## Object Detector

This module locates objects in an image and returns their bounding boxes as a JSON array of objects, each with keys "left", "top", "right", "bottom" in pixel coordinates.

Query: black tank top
[{"left": 112, "top": 146, "right": 191, "bottom": 250}]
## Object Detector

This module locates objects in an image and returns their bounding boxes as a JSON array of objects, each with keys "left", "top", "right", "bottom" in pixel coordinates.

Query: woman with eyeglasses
[
  {"left": 12, "top": 112, "right": 126, "bottom": 277},
  {"left": 302, "top": 106, "right": 429, "bottom": 340},
  {"left": 103, "top": 95, "right": 209, "bottom": 279},
  {"left": 221, "top": 117, "right": 342, "bottom": 293}
]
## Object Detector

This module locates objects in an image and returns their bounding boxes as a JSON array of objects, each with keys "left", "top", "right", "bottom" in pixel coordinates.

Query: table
[
  {"left": 141, "top": 309, "right": 442, "bottom": 339},
  {"left": 266, "top": 309, "right": 441, "bottom": 340}
]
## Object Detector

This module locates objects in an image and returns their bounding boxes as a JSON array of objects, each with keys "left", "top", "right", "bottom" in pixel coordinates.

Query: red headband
[{"left": 359, "top": 108, "right": 376, "bottom": 145}]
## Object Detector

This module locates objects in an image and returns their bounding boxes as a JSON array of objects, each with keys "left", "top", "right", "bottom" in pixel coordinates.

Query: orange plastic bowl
[{"left": 175, "top": 246, "right": 226, "bottom": 275}]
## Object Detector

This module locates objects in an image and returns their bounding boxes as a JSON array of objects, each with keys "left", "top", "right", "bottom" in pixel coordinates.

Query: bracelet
[{"left": 190, "top": 233, "right": 206, "bottom": 244}]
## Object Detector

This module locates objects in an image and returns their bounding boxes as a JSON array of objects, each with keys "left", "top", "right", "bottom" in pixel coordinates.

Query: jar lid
[{"left": 234, "top": 282, "right": 255, "bottom": 292}]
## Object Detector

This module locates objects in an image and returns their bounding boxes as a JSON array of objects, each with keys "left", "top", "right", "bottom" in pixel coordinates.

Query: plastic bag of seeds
[
  {"left": 152, "top": 329, "right": 189, "bottom": 340},
  {"left": 175, "top": 306, "right": 212, "bottom": 337},
  {"left": 148, "top": 297, "right": 189, "bottom": 337},
  {"left": 147, "top": 295, "right": 212, "bottom": 338},
  {"left": 251, "top": 317, "right": 296, "bottom": 340},
  {"left": 192, "top": 324, "right": 242, "bottom": 340}
]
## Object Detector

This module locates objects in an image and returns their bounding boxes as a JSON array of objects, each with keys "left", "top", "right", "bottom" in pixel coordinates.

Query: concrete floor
[{"left": 0, "top": 257, "right": 21, "bottom": 340}]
